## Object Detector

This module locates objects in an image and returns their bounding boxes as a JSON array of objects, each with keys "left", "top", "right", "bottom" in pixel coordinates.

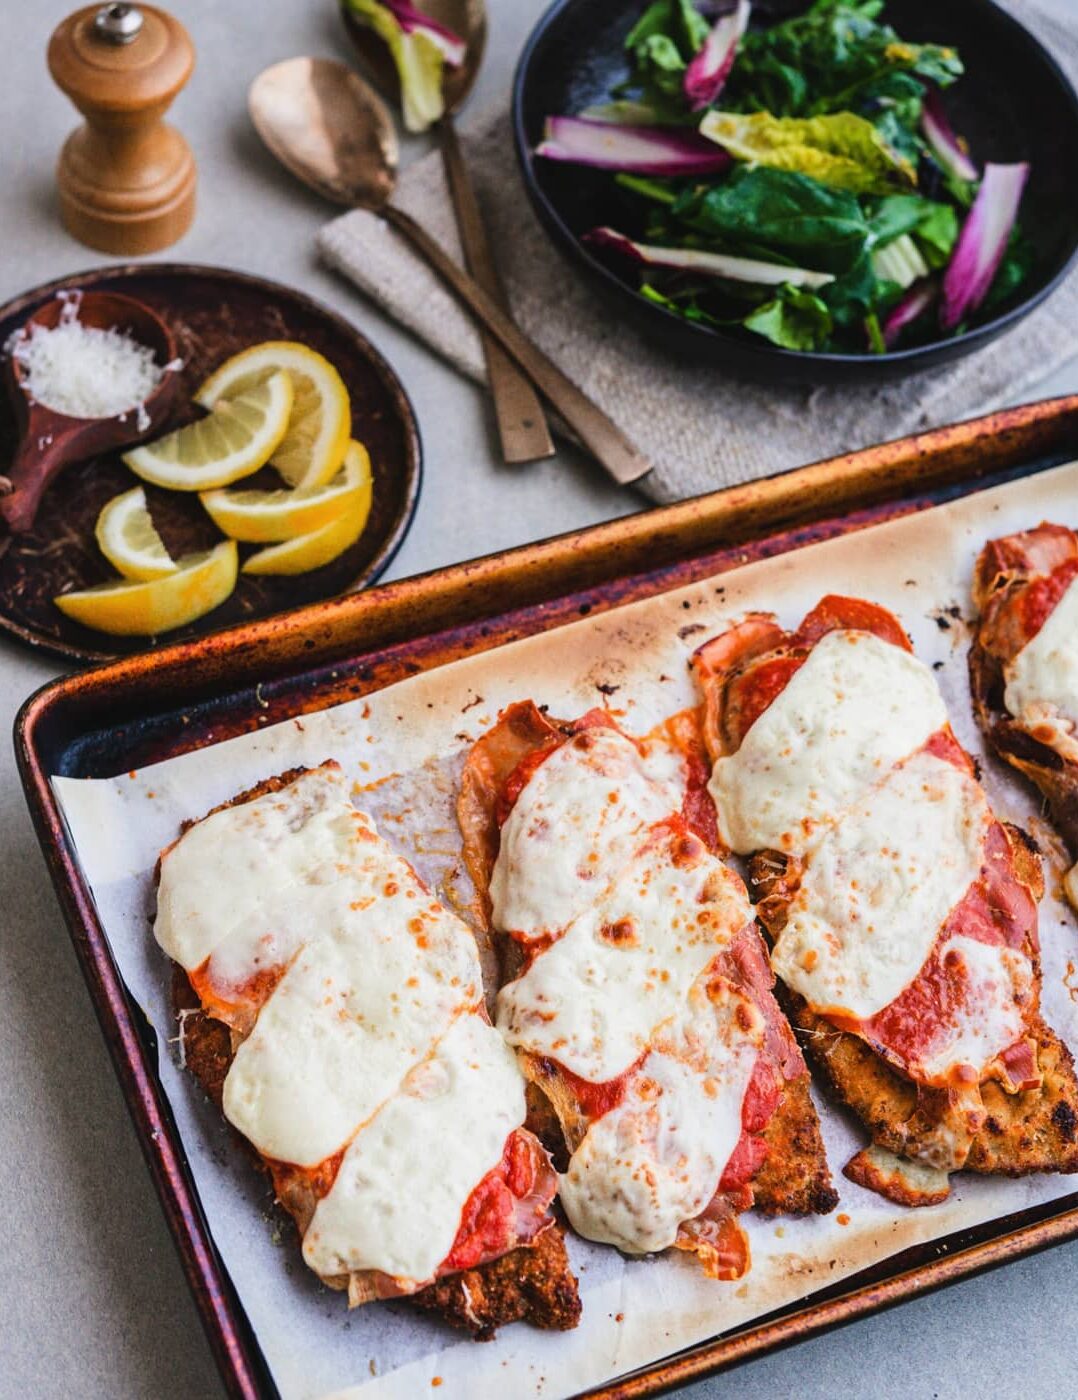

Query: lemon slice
[
  {"left": 242, "top": 493, "right": 371, "bottom": 576},
  {"left": 95, "top": 486, "right": 178, "bottom": 582},
  {"left": 55, "top": 541, "right": 239, "bottom": 636},
  {"left": 123, "top": 372, "right": 293, "bottom": 491},
  {"left": 196, "top": 342, "right": 351, "bottom": 490},
  {"left": 200, "top": 440, "right": 372, "bottom": 543}
]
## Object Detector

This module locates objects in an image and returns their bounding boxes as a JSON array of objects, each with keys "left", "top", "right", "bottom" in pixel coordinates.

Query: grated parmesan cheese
[{"left": 8, "top": 296, "right": 163, "bottom": 420}]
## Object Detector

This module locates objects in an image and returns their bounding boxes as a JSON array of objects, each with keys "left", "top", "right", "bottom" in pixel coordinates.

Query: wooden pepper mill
[{"left": 48, "top": 3, "right": 196, "bottom": 254}]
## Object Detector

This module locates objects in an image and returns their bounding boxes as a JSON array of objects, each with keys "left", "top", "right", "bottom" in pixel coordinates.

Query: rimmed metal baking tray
[{"left": 16, "top": 393, "right": 1078, "bottom": 1400}]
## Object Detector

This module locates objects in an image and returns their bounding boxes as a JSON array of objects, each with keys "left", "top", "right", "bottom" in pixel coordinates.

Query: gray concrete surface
[{"left": 2, "top": 2, "right": 1076, "bottom": 1397}]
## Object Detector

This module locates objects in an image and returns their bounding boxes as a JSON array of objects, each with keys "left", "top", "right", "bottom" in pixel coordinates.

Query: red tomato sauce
[
  {"left": 843, "top": 821, "right": 1035, "bottom": 1080},
  {"left": 541, "top": 1054, "right": 642, "bottom": 1119},
  {"left": 719, "top": 1055, "right": 781, "bottom": 1190},
  {"left": 725, "top": 596, "right": 913, "bottom": 747},
  {"left": 441, "top": 1130, "right": 544, "bottom": 1274},
  {"left": 793, "top": 595, "right": 912, "bottom": 651},
  {"left": 189, "top": 957, "right": 287, "bottom": 1028},
  {"left": 1018, "top": 557, "right": 1078, "bottom": 641},
  {"left": 921, "top": 726, "right": 975, "bottom": 774}
]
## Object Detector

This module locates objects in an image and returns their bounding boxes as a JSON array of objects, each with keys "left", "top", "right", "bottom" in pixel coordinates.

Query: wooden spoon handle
[
  {"left": 380, "top": 203, "right": 652, "bottom": 487},
  {"left": 438, "top": 118, "right": 555, "bottom": 465},
  {"left": 0, "top": 433, "right": 79, "bottom": 534}
]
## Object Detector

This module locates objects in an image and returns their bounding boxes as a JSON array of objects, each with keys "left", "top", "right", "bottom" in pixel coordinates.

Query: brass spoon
[
  {"left": 342, "top": 0, "right": 555, "bottom": 464},
  {"left": 248, "top": 58, "right": 650, "bottom": 487}
]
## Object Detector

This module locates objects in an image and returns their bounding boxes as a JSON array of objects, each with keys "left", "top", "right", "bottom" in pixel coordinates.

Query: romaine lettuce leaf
[
  {"left": 700, "top": 110, "right": 916, "bottom": 194},
  {"left": 343, "top": 0, "right": 455, "bottom": 132}
]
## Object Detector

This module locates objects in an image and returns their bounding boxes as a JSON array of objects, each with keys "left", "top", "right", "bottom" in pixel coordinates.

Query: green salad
[{"left": 536, "top": 0, "right": 1033, "bottom": 354}]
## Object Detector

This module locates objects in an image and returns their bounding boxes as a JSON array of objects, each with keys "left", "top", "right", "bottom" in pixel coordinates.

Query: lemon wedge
[
  {"left": 200, "top": 440, "right": 372, "bottom": 543},
  {"left": 55, "top": 541, "right": 239, "bottom": 635},
  {"left": 95, "top": 486, "right": 178, "bottom": 582},
  {"left": 196, "top": 342, "right": 351, "bottom": 490},
  {"left": 242, "top": 493, "right": 371, "bottom": 576},
  {"left": 123, "top": 372, "right": 293, "bottom": 491}
]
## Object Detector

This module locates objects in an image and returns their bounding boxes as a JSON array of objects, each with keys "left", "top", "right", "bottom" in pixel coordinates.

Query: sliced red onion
[
  {"left": 940, "top": 162, "right": 1029, "bottom": 330},
  {"left": 584, "top": 226, "right": 835, "bottom": 288},
  {"left": 684, "top": 0, "right": 751, "bottom": 112},
  {"left": 381, "top": 0, "right": 465, "bottom": 65},
  {"left": 536, "top": 116, "right": 732, "bottom": 177},
  {"left": 921, "top": 89, "right": 978, "bottom": 183},
  {"left": 882, "top": 277, "right": 938, "bottom": 347}
]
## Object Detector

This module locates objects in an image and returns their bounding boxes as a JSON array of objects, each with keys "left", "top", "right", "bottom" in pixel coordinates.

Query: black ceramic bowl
[{"left": 513, "top": 0, "right": 1078, "bottom": 383}]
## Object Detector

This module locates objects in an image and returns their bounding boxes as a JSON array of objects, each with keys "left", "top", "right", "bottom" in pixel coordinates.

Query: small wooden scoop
[{"left": 1, "top": 290, "right": 180, "bottom": 534}]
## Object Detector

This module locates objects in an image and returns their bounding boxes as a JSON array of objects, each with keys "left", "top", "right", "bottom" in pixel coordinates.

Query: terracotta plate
[{"left": 0, "top": 264, "right": 422, "bottom": 663}]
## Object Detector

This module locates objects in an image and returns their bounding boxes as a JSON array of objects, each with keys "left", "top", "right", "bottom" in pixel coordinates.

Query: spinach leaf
[
  {"left": 724, "top": 0, "right": 962, "bottom": 122},
  {"left": 743, "top": 284, "right": 834, "bottom": 350},
  {"left": 982, "top": 232, "right": 1037, "bottom": 313},
  {"left": 673, "top": 166, "right": 871, "bottom": 273},
  {"left": 623, "top": 0, "right": 708, "bottom": 101},
  {"left": 818, "top": 248, "right": 879, "bottom": 328},
  {"left": 866, "top": 193, "right": 958, "bottom": 267},
  {"left": 625, "top": 0, "right": 708, "bottom": 57},
  {"left": 640, "top": 283, "right": 728, "bottom": 326}
]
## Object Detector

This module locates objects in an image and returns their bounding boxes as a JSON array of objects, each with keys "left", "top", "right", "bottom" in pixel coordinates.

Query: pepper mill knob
[{"left": 47, "top": 3, "right": 196, "bottom": 254}]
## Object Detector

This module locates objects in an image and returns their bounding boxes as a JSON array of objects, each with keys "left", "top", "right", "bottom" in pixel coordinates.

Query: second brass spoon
[
  {"left": 342, "top": 0, "right": 555, "bottom": 464},
  {"left": 249, "top": 58, "right": 650, "bottom": 488}
]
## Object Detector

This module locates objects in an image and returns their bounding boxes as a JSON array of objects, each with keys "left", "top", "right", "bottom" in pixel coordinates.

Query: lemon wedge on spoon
[
  {"left": 55, "top": 541, "right": 239, "bottom": 635},
  {"left": 95, "top": 486, "right": 178, "bottom": 581},
  {"left": 196, "top": 342, "right": 351, "bottom": 489},
  {"left": 200, "top": 441, "right": 371, "bottom": 543},
  {"left": 123, "top": 371, "right": 293, "bottom": 491}
]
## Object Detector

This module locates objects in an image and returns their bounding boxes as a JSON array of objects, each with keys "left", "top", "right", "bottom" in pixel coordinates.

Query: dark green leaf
[
  {"left": 623, "top": 0, "right": 709, "bottom": 103},
  {"left": 743, "top": 284, "right": 834, "bottom": 350},
  {"left": 625, "top": 0, "right": 708, "bottom": 57},
  {"left": 723, "top": 0, "right": 963, "bottom": 120},
  {"left": 673, "top": 166, "right": 871, "bottom": 273},
  {"left": 866, "top": 193, "right": 958, "bottom": 267},
  {"left": 818, "top": 249, "right": 879, "bottom": 327},
  {"left": 981, "top": 232, "right": 1037, "bottom": 313}
]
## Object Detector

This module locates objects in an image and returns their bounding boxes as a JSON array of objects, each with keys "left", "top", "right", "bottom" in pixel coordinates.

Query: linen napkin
[{"left": 318, "top": 0, "right": 1078, "bottom": 504}]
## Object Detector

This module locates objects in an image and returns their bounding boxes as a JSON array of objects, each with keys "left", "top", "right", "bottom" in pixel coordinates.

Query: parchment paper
[{"left": 53, "top": 459, "right": 1078, "bottom": 1400}]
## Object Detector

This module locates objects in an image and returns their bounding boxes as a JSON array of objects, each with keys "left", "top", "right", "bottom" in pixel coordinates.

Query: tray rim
[
  {"left": 16, "top": 392, "right": 1078, "bottom": 1400},
  {"left": 0, "top": 260, "right": 424, "bottom": 666}
]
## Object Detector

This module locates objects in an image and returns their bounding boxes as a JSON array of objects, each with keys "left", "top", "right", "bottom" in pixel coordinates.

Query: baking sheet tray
[{"left": 17, "top": 397, "right": 1078, "bottom": 1400}]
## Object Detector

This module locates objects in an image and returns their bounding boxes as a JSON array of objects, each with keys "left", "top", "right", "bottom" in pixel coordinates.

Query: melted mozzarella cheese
[
  {"left": 155, "top": 765, "right": 363, "bottom": 976},
  {"left": 489, "top": 728, "right": 682, "bottom": 943},
  {"left": 302, "top": 1015, "right": 525, "bottom": 1284},
  {"left": 223, "top": 911, "right": 480, "bottom": 1166},
  {"left": 772, "top": 752, "right": 990, "bottom": 1021},
  {"left": 558, "top": 982, "right": 760, "bottom": 1255},
  {"left": 156, "top": 766, "right": 482, "bottom": 1167},
  {"left": 1004, "top": 572, "right": 1078, "bottom": 763},
  {"left": 496, "top": 827, "right": 751, "bottom": 1082},
  {"left": 709, "top": 629, "right": 947, "bottom": 854},
  {"left": 913, "top": 936, "right": 1032, "bottom": 1082}
]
